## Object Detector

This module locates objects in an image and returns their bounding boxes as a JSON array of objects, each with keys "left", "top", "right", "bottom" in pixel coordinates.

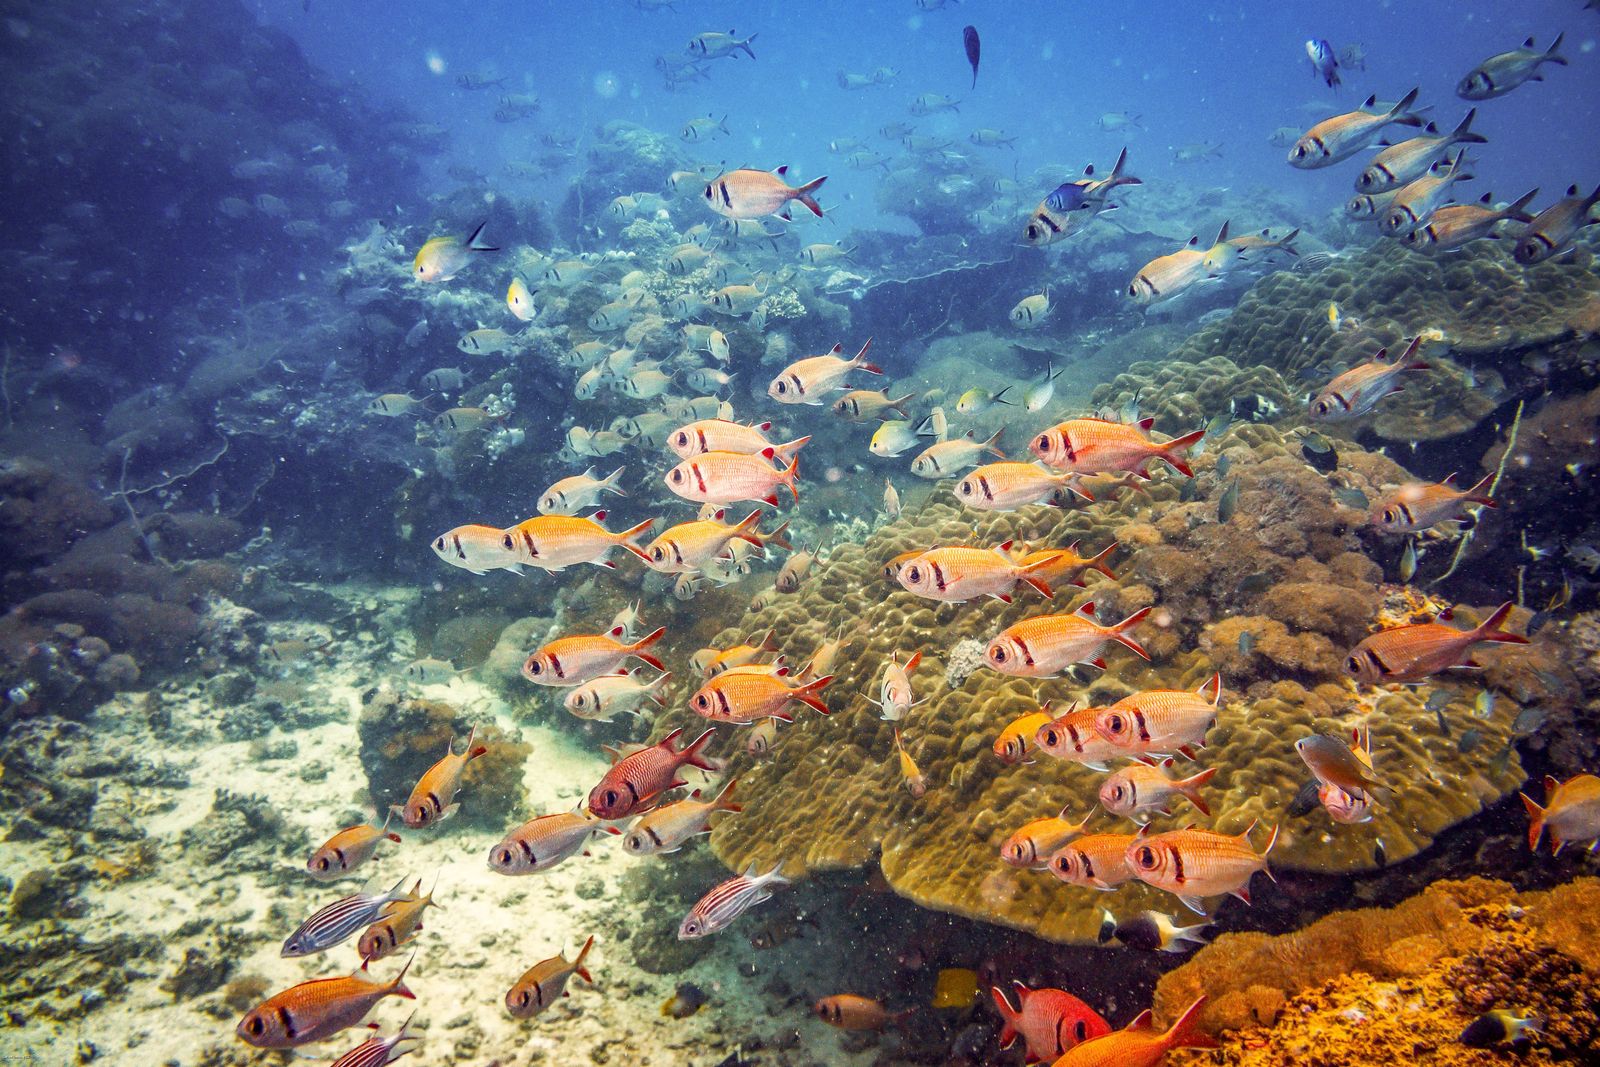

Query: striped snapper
[
  {"left": 430, "top": 524, "right": 524, "bottom": 576},
  {"left": 1127, "top": 233, "right": 1212, "bottom": 304},
  {"left": 1093, "top": 673, "right": 1222, "bottom": 759},
  {"left": 281, "top": 877, "right": 411, "bottom": 957},
  {"left": 524, "top": 625, "right": 668, "bottom": 687},
  {"left": 563, "top": 669, "right": 672, "bottom": 721},
  {"left": 1099, "top": 761, "right": 1217, "bottom": 820},
  {"left": 1034, "top": 701, "right": 1137, "bottom": 771},
  {"left": 489, "top": 807, "right": 616, "bottom": 875},
  {"left": 1288, "top": 88, "right": 1425, "bottom": 168},
  {"left": 306, "top": 812, "right": 402, "bottom": 881},
  {"left": 664, "top": 450, "right": 801, "bottom": 507},
  {"left": 1380, "top": 150, "right": 1473, "bottom": 235},
  {"left": 1000, "top": 807, "right": 1093, "bottom": 869},
  {"left": 622, "top": 778, "right": 742, "bottom": 855},
  {"left": 954, "top": 461, "right": 1088, "bottom": 512},
  {"left": 678, "top": 863, "right": 788, "bottom": 939},
  {"left": 237, "top": 958, "right": 415, "bottom": 1048},
  {"left": 687, "top": 670, "right": 833, "bottom": 724},
  {"left": 1357, "top": 109, "right": 1487, "bottom": 193},
  {"left": 1052, "top": 996, "right": 1216, "bottom": 1067},
  {"left": 327, "top": 1012, "right": 419, "bottom": 1067},
  {"left": 398, "top": 725, "right": 489, "bottom": 828},
  {"left": 985, "top": 602, "right": 1153, "bottom": 677},
  {"left": 1047, "top": 832, "right": 1139, "bottom": 889},
  {"left": 1514, "top": 182, "right": 1600, "bottom": 265},
  {"left": 1458, "top": 33, "right": 1567, "bottom": 100},
  {"left": 1369, "top": 473, "right": 1496, "bottom": 532},
  {"left": 767, "top": 339, "right": 881, "bottom": 404},
  {"left": 1308, "top": 337, "right": 1431, "bottom": 421},
  {"left": 1126, "top": 822, "right": 1278, "bottom": 913},
  {"left": 588, "top": 726, "right": 722, "bottom": 819},
  {"left": 1343, "top": 599, "right": 1528, "bottom": 685},
  {"left": 506, "top": 936, "right": 595, "bottom": 1019},
  {"left": 357, "top": 880, "right": 438, "bottom": 962},
  {"left": 537, "top": 465, "right": 627, "bottom": 516},
  {"left": 703, "top": 166, "right": 826, "bottom": 220},
  {"left": 912, "top": 428, "right": 1004, "bottom": 478},
  {"left": 1030, "top": 416, "right": 1205, "bottom": 477},
  {"left": 1403, "top": 189, "right": 1538, "bottom": 253},
  {"left": 896, "top": 543, "right": 1054, "bottom": 603},
  {"left": 503, "top": 511, "right": 654, "bottom": 571}
]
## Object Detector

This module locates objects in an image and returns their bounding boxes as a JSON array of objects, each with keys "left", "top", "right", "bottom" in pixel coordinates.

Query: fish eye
[
  {"left": 674, "top": 432, "right": 688, "bottom": 446},
  {"left": 313, "top": 856, "right": 329, "bottom": 870},
  {"left": 775, "top": 381, "right": 787, "bottom": 394},
  {"left": 1136, "top": 846, "right": 1155, "bottom": 866},
  {"left": 604, "top": 790, "right": 619, "bottom": 807},
  {"left": 413, "top": 807, "right": 430, "bottom": 824},
  {"left": 246, "top": 1016, "right": 264, "bottom": 1035},
  {"left": 1042, "top": 729, "right": 1058, "bottom": 746},
  {"left": 1075, "top": 1020, "right": 1088, "bottom": 1042},
  {"left": 1345, "top": 656, "right": 1361, "bottom": 674},
  {"left": 528, "top": 661, "right": 543, "bottom": 675},
  {"left": 1036, "top": 434, "right": 1050, "bottom": 451},
  {"left": 434, "top": 537, "right": 445, "bottom": 550},
  {"left": 1127, "top": 284, "right": 1138, "bottom": 297},
  {"left": 906, "top": 566, "right": 921, "bottom": 583},
  {"left": 652, "top": 547, "right": 665, "bottom": 561},
  {"left": 959, "top": 482, "right": 972, "bottom": 495},
  {"left": 1111, "top": 785, "right": 1126, "bottom": 801},
  {"left": 671, "top": 469, "right": 683, "bottom": 483},
  {"left": 1108, "top": 714, "right": 1124, "bottom": 733},
  {"left": 695, "top": 694, "right": 709, "bottom": 708},
  {"left": 502, "top": 534, "right": 514, "bottom": 549},
  {"left": 493, "top": 847, "right": 511, "bottom": 865},
  {"left": 991, "top": 647, "right": 1007, "bottom": 663}
]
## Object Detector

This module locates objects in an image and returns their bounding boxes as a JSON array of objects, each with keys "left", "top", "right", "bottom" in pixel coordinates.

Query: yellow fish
[
  {"left": 413, "top": 221, "right": 497, "bottom": 283},
  {"left": 506, "top": 276, "right": 538, "bottom": 321}
]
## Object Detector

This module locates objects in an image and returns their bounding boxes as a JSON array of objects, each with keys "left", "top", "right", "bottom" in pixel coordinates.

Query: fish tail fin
[
  {"left": 1505, "top": 187, "right": 1540, "bottom": 223},
  {"left": 1520, "top": 792, "right": 1547, "bottom": 852},
  {"left": 465, "top": 221, "right": 498, "bottom": 252},
  {"left": 1086, "top": 541, "right": 1119, "bottom": 578},
  {"left": 1276, "top": 227, "right": 1301, "bottom": 255},
  {"left": 1260, "top": 823, "right": 1281, "bottom": 879},
  {"left": 775, "top": 434, "right": 812, "bottom": 461},
  {"left": 572, "top": 934, "right": 596, "bottom": 983},
  {"left": 990, "top": 985, "right": 1021, "bottom": 1048},
  {"left": 764, "top": 519, "right": 793, "bottom": 552},
  {"left": 1162, "top": 995, "right": 1219, "bottom": 1051},
  {"left": 852, "top": 337, "right": 881, "bottom": 375},
  {"left": 601, "top": 465, "right": 628, "bottom": 495},
  {"left": 1182, "top": 767, "right": 1218, "bottom": 815},
  {"left": 888, "top": 391, "right": 916, "bottom": 418},
  {"left": 1388, "top": 86, "right": 1421, "bottom": 120},
  {"left": 984, "top": 427, "right": 1006, "bottom": 458},
  {"left": 795, "top": 674, "right": 834, "bottom": 715},
  {"left": 1111, "top": 607, "right": 1153, "bottom": 659},
  {"left": 616, "top": 518, "right": 656, "bottom": 562},
  {"left": 1473, "top": 600, "right": 1530, "bottom": 645},
  {"left": 1545, "top": 30, "right": 1567, "bottom": 63},
  {"left": 680, "top": 727, "right": 723, "bottom": 772},
  {"left": 648, "top": 672, "right": 673, "bottom": 706},
  {"left": 712, "top": 776, "right": 741, "bottom": 812},
  {"left": 387, "top": 952, "right": 418, "bottom": 1000},
  {"left": 780, "top": 453, "right": 800, "bottom": 503},
  {"left": 1461, "top": 472, "right": 1496, "bottom": 507},
  {"left": 1159, "top": 429, "right": 1206, "bottom": 477},
  {"left": 740, "top": 33, "right": 758, "bottom": 59},
  {"left": 1200, "top": 670, "right": 1223, "bottom": 706},
  {"left": 792, "top": 175, "right": 826, "bottom": 218}
]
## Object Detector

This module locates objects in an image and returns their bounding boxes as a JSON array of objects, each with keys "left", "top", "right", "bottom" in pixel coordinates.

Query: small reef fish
[
  {"left": 366, "top": 393, "right": 427, "bottom": 417},
  {"left": 489, "top": 807, "right": 616, "bottom": 874},
  {"left": 994, "top": 708, "right": 1054, "bottom": 765},
  {"left": 1404, "top": 189, "right": 1539, "bottom": 254},
  {"left": 1357, "top": 110, "right": 1487, "bottom": 193},
  {"left": 326, "top": 1012, "right": 419, "bottom": 1067},
  {"left": 1093, "top": 673, "right": 1223, "bottom": 759},
  {"left": 1031, "top": 417, "right": 1203, "bottom": 478},
  {"left": 746, "top": 718, "right": 779, "bottom": 757},
  {"left": 1126, "top": 822, "right": 1278, "bottom": 913},
  {"left": 523, "top": 625, "right": 668, "bottom": 687},
  {"left": 815, "top": 994, "right": 909, "bottom": 1030},
  {"left": 1001, "top": 806, "right": 1093, "bottom": 869},
  {"left": 1022, "top": 360, "right": 1062, "bottom": 411},
  {"left": 563, "top": 669, "right": 672, "bottom": 722},
  {"left": 662, "top": 982, "right": 709, "bottom": 1019},
  {"left": 404, "top": 658, "right": 465, "bottom": 684},
  {"left": 1052, "top": 995, "right": 1216, "bottom": 1067},
  {"left": 665, "top": 450, "right": 800, "bottom": 507},
  {"left": 537, "top": 465, "right": 627, "bottom": 516},
  {"left": 504, "top": 512, "right": 654, "bottom": 571},
  {"left": 1514, "top": 183, "right": 1600, "bottom": 265},
  {"left": 1306, "top": 38, "right": 1340, "bottom": 88},
  {"left": 709, "top": 283, "right": 765, "bottom": 315},
  {"left": 1099, "top": 760, "right": 1217, "bottom": 820},
  {"left": 506, "top": 936, "right": 595, "bottom": 1019},
  {"left": 398, "top": 725, "right": 489, "bottom": 829},
  {"left": 1048, "top": 832, "right": 1140, "bottom": 889},
  {"left": 588, "top": 727, "right": 721, "bottom": 819},
  {"left": 687, "top": 30, "right": 757, "bottom": 60},
  {"left": 1381, "top": 150, "right": 1473, "bottom": 236},
  {"left": 1024, "top": 147, "right": 1142, "bottom": 246},
  {"left": 1200, "top": 222, "right": 1300, "bottom": 275},
  {"left": 833, "top": 389, "right": 913, "bottom": 421},
  {"left": 700, "top": 630, "right": 781, "bottom": 677},
  {"left": 955, "top": 461, "right": 1087, "bottom": 511},
  {"left": 1344, "top": 600, "right": 1528, "bottom": 685},
  {"left": 872, "top": 651, "right": 923, "bottom": 720},
  {"left": 1010, "top": 290, "right": 1052, "bottom": 328},
  {"left": 431, "top": 524, "right": 523, "bottom": 577},
  {"left": 1011, "top": 540, "right": 1118, "bottom": 590},
  {"left": 1459, "top": 1009, "right": 1544, "bottom": 1048},
  {"left": 688, "top": 670, "right": 833, "bottom": 724},
  {"left": 1036, "top": 701, "right": 1140, "bottom": 770},
  {"left": 1289, "top": 89, "right": 1425, "bottom": 168},
  {"left": 870, "top": 416, "right": 937, "bottom": 457},
  {"left": 894, "top": 728, "right": 926, "bottom": 797},
  {"left": 1458, "top": 34, "right": 1567, "bottom": 99},
  {"left": 883, "top": 478, "right": 901, "bottom": 517},
  {"left": 669, "top": 419, "right": 810, "bottom": 460},
  {"left": 897, "top": 543, "right": 1054, "bottom": 604},
  {"left": 767, "top": 339, "right": 881, "bottom": 404},
  {"left": 237, "top": 959, "right": 415, "bottom": 1048},
  {"left": 1348, "top": 187, "right": 1404, "bottom": 221},
  {"left": 985, "top": 603, "right": 1152, "bottom": 677},
  {"left": 433, "top": 406, "right": 502, "bottom": 433},
  {"left": 681, "top": 114, "right": 731, "bottom": 142},
  {"left": 1521, "top": 773, "right": 1600, "bottom": 855},
  {"left": 1109, "top": 910, "right": 1213, "bottom": 953},
  {"left": 911, "top": 428, "right": 1005, "bottom": 479},
  {"left": 992, "top": 982, "right": 1112, "bottom": 1063},
  {"left": 1308, "top": 337, "right": 1430, "bottom": 420},
  {"left": 282, "top": 878, "right": 412, "bottom": 958},
  {"left": 703, "top": 166, "right": 826, "bottom": 220},
  {"left": 420, "top": 367, "right": 464, "bottom": 392},
  {"left": 307, "top": 813, "right": 402, "bottom": 881},
  {"left": 1127, "top": 233, "right": 1213, "bottom": 305},
  {"left": 413, "top": 221, "right": 496, "bottom": 283},
  {"left": 357, "top": 879, "right": 437, "bottom": 962},
  {"left": 774, "top": 545, "right": 817, "bottom": 593},
  {"left": 623, "top": 778, "right": 741, "bottom": 855},
  {"left": 1370, "top": 473, "right": 1495, "bottom": 532},
  {"left": 679, "top": 863, "right": 788, "bottom": 939},
  {"left": 506, "top": 276, "right": 538, "bottom": 321}
]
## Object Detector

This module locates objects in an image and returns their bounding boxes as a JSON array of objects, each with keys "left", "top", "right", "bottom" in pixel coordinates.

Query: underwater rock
[
  {"left": 186, "top": 789, "right": 301, "bottom": 871},
  {"left": 0, "top": 458, "right": 115, "bottom": 568}
]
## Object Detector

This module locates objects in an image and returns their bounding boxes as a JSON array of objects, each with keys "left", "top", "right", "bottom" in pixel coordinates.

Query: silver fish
[{"left": 281, "top": 878, "right": 409, "bottom": 957}]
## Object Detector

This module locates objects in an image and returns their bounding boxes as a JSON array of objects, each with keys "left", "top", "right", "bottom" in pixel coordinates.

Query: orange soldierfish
[
  {"left": 953, "top": 460, "right": 1090, "bottom": 512},
  {"left": 1289, "top": 87, "right": 1425, "bottom": 168},
  {"left": 992, "top": 982, "right": 1111, "bottom": 1063},
  {"left": 898, "top": 542, "right": 1055, "bottom": 603},
  {"left": 523, "top": 625, "right": 668, "bottom": 686},
  {"left": 1093, "top": 673, "right": 1223, "bottom": 760},
  {"left": 588, "top": 727, "right": 722, "bottom": 819},
  {"left": 664, "top": 449, "right": 800, "bottom": 507},
  {"left": 1010, "top": 539, "right": 1118, "bottom": 590},
  {"left": 488, "top": 807, "right": 617, "bottom": 875},
  {"left": 1034, "top": 701, "right": 1138, "bottom": 771},
  {"left": 702, "top": 629, "right": 782, "bottom": 677},
  {"left": 622, "top": 778, "right": 742, "bottom": 856},
  {"left": 506, "top": 936, "right": 595, "bottom": 1019},
  {"left": 1030, "top": 416, "right": 1204, "bottom": 478},
  {"left": 1052, "top": 995, "right": 1217, "bottom": 1067},
  {"left": 1308, "top": 336, "right": 1430, "bottom": 421},
  {"left": 767, "top": 338, "right": 881, "bottom": 404},
  {"left": 668, "top": 418, "right": 810, "bottom": 460},
  {"left": 430, "top": 523, "right": 523, "bottom": 576},
  {"left": 357, "top": 880, "right": 438, "bottom": 962},
  {"left": 1520, "top": 774, "right": 1600, "bottom": 855},
  {"left": 872, "top": 650, "right": 922, "bottom": 720},
  {"left": 1403, "top": 188, "right": 1539, "bottom": 254},
  {"left": 642, "top": 509, "right": 768, "bottom": 573},
  {"left": 1047, "top": 832, "right": 1139, "bottom": 890},
  {"left": 703, "top": 166, "right": 827, "bottom": 220},
  {"left": 1000, "top": 806, "right": 1093, "bottom": 869},
  {"left": 814, "top": 994, "right": 910, "bottom": 1030},
  {"left": 1344, "top": 599, "right": 1528, "bottom": 685},
  {"left": 1369, "top": 473, "right": 1495, "bottom": 533},
  {"left": 1099, "top": 760, "right": 1217, "bottom": 821},
  {"left": 306, "top": 812, "right": 402, "bottom": 881},
  {"left": 503, "top": 511, "right": 654, "bottom": 571},
  {"left": 1126, "top": 822, "right": 1278, "bottom": 913},
  {"left": 1126, "top": 234, "right": 1212, "bottom": 305},
  {"left": 688, "top": 670, "right": 833, "bottom": 724},
  {"left": 398, "top": 725, "right": 489, "bottom": 829},
  {"left": 237, "top": 958, "right": 415, "bottom": 1048},
  {"left": 993, "top": 708, "right": 1054, "bottom": 765},
  {"left": 985, "top": 602, "right": 1152, "bottom": 677},
  {"left": 882, "top": 548, "right": 925, "bottom": 583}
]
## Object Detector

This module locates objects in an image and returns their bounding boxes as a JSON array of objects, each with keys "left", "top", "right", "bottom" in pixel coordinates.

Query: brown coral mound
[{"left": 1160, "top": 877, "right": 1600, "bottom": 1065}]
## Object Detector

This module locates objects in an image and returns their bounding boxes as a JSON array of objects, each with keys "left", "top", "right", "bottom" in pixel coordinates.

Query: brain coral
[{"left": 645, "top": 422, "right": 1538, "bottom": 944}]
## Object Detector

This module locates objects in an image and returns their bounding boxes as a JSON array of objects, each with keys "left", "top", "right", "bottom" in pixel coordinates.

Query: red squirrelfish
[
  {"left": 488, "top": 806, "right": 618, "bottom": 875},
  {"left": 815, "top": 993, "right": 911, "bottom": 1030},
  {"left": 623, "top": 778, "right": 742, "bottom": 855},
  {"left": 954, "top": 461, "right": 1090, "bottom": 512},
  {"left": 430, "top": 523, "right": 523, "bottom": 576},
  {"left": 506, "top": 935, "right": 595, "bottom": 1019},
  {"left": 1092, "top": 673, "right": 1222, "bottom": 759},
  {"left": 398, "top": 726, "right": 488, "bottom": 829},
  {"left": 1030, "top": 417, "right": 1204, "bottom": 478},
  {"left": 678, "top": 862, "right": 789, "bottom": 939},
  {"left": 993, "top": 708, "right": 1054, "bottom": 765},
  {"left": 688, "top": 670, "right": 833, "bottom": 724},
  {"left": 1000, "top": 806, "right": 1094, "bottom": 869},
  {"left": 236, "top": 958, "right": 415, "bottom": 1048},
  {"left": 767, "top": 339, "right": 881, "bottom": 405},
  {"left": 1099, "top": 761, "right": 1217, "bottom": 821},
  {"left": 1052, "top": 995, "right": 1217, "bottom": 1067},
  {"left": 991, "top": 981, "right": 1112, "bottom": 1064},
  {"left": 1126, "top": 822, "right": 1278, "bottom": 913},
  {"left": 1308, "top": 337, "right": 1430, "bottom": 421},
  {"left": 986, "top": 603, "right": 1152, "bottom": 677},
  {"left": 897, "top": 542, "right": 1055, "bottom": 603},
  {"left": 523, "top": 625, "right": 668, "bottom": 686},
  {"left": 502, "top": 511, "right": 653, "bottom": 571},
  {"left": 1344, "top": 600, "right": 1527, "bottom": 685},
  {"left": 588, "top": 727, "right": 721, "bottom": 819},
  {"left": 1035, "top": 701, "right": 1140, "bottom": 771},
  {"left": 1369, "top": 473, "right": 1495, "bottom": 532},
  {"left": 1048, "top": 832, "right": 1140, "bottom": 890},
  {"left": 668, "top": 418, "right": 810, "bottom": 460},
  {"left": 306, "top": 811, "right": 402, "bottom": 881},
  {"left": 1011, "top": 539, "right": 1118, "bottom": 589},
  {"left": 665, "top": 449, "right": 800, "bottom": 507}
]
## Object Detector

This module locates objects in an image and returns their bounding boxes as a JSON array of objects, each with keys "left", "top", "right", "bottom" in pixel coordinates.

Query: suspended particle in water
[
  {"left": 425, "top": 50, "right": 446, "bottom": 75},
  {"left": 593, "top": 70, "right": 620, "bottom": 98}
]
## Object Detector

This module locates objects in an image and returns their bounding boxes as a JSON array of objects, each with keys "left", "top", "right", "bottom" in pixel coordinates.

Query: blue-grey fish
[
  {"left": 1237, "top": 630, "right": 1255, "bottom": 655},
  {"left": 282, "top": 878, "right": 410, "bottom": 957},
  {"left": 1456, "top": 728, "right": 1483, "bottom": 755},
  {"left": 1425, "top": 688, "right": 1454, "bottom": 713},
  {"left": 1332, "top": 486, "right": 1369, "bottom": 509},
  {"left": 1216, "top": 453, "right": 1231, "bottom": 479},
  {"left": 1511, "top": 707, "right": 1547, "bottom": 737},
  {"left": 1399, "top": 538, "right": 1418, "bottom": 581},
  {"left": 1305, "top": 39, "right": 1340, "bottom": 89},
  {"left": 1218, "top": 479, "right": 1239, "bottom": 523}
]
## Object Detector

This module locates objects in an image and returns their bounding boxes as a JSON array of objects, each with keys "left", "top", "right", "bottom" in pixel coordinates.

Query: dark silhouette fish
[{"left": 963, "top": 26, "right": 980, "bottom": 89}]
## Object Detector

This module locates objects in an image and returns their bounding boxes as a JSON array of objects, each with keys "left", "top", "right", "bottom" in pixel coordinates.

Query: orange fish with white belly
[
  {"left": 1030, "top": 417, "right": 1204, "bottom": 478},
  {"left": 1052, "top": 995, "right": 1217, "bottom": 1067},
  {"left": 431, "top": 524, "right": 522, "bottom": 575},
  {"left": 1343, "top": 600, "right": 1527, "bottom": 685},
  {"left": 306, "top": 812, "right": 402, "bottom": 881},
  {"left": 1521, "top": 773, "right": 1600, "bottom": 856},
  {"left": 954, "top": 461, "right": 1091, "bottom": 512},
  {"left": 523, "top": 625, "right": 668, "bottom": 686},
  {"left": 1368, "top": 473, "right": 1495, "bottom": 533},
  {"left": 668, "top": 418, "right": 810, "bottom": 460},
  {"left": 237, "top": 958, "right": 415, "bottom": 1047},
  {"left": 993, "top": 708, "right": 1054, "bottom": 765},
  {"left": 1308, "top": 337, "right": 1430, "bottom": 421},
  {"left": 1093, "top": 673, "right": 1223, "bottom": 760},
  {"left": 897, "top": 541, "right": 1055, "bottom": 604},
  {"left": 397, "top": 725, "right": 489, "bottom": 828},
  {"left": 986, "top": 602, "right": 1152, "bottom": 677},
  {"left": 1048, "top": 832, "right": 1140, "bottom": 890},
  {"left": 506, "top": 936, "right": 595, "bottom": 1019},
  {"left": 665, "top": 449, "right": 800, "bottom": 507},
  {"left": 703, "top": 166, "right": 827, "bottom": 220},
  {"left": 503, "top": 511, "right": 654, "bottom": 571},
  {"left": 1001, "top": 806, "right": 1093, "bottom": 869},
  {"left": 1008, "top": 539, "right": 1118, "bottom": 590},
  {"left": 688, "top": 670, "right": 833, "bottom": 723},
  {"left": 641, "top": 510, "right": 772, "bottom": 574},
  {"left": 1126, "top": 822, "right": 1278, "bottom": 913},
  {"left": 1126, "top": 233, "right": 1213, "bottom": 306},
  {"left": 1035, "top": 701, "right": 1138, "bottom": 771},
  {"left": 767, "top": 339, "right": 881, "bottom": 404}
]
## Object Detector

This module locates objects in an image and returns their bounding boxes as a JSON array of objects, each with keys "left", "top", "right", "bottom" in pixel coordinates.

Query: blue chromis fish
[
  {"left": 1305, "top": 39, "right": 1340, "bottom": 88},
  {"left": 281, "top": 878, "right": 411, "bottom": 957},
  {"left": 413, "top": 221, "right": 497, "bottom": 283}
]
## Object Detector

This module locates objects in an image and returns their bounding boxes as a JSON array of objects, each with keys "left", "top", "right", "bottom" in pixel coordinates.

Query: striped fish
[
  {"left": 281, "top": 877, "right": 409, "bottom": 958},
  {"left": 328, "top": 1011, "right": 419, "bottom": 1067},
  {"left": 678, "top": 863, "right": 788, "bottom": 939}
]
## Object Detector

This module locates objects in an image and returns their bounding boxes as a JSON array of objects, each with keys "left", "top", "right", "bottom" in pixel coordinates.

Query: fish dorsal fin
[
  {"left": 1568, "top": 183, "right": 1580, "bottom": 197},
  {"left": 1362, "top": 93, "right": 1377, "bottom": 108},
  {"left": 1137, "top": 416, "right": 1156, "bottom": 431},
  {"left": 1187, "top": 235, "right": 1200, "bottom": 246},
  {"left": 1075, "top": 601, "right": 1097, "bottom": 618},
  {"left": 1214, "top": 219, "right": 1230, "bottom": 245},
  {"left": 776, "top": 165, "right": 788, "bottom": 177},
  {"left": 1424, "top": 121, "right": 1438, "bottom": 134},
  {"left": 1479, "top": 192, "right": 1493, "bottom": 204},
  {"left": 1126, "top": 1009, "right": 1155, "bottom": 1032},
  {"left": 1523, "top": 35, "right": 1535, "bottom": 48},
  {"left": 828, "top": 343, "right": 843, "bottom": 355},
  {"left": 1083, "top": 163, "right": 1096, "bottom": 176}
]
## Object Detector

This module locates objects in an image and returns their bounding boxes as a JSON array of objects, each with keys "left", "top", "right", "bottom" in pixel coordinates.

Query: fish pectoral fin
[{"left": 1178, "top": 895, "right": 1209, "bottom": 915}]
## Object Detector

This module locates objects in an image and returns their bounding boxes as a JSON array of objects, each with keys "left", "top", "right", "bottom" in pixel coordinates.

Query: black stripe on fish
[
  {"left": 1363, "top": 647, "right": 1391, "bottom": 677},
  {"left": 714, "top": 687, "right": 733, "bottom": 719},
  {"left": 332, "top": 846, "right": 348, "bottom": 870},
  {"left": 1170, "top": 844, "right": 1186, "bottom": 885},
  {"left": 517, "top": 838, "right": 534, "bottom": 864},
  {"left": 692, "top": 463, "right": 708, "bottom": 495},
  {"left": 719, "top": 181, "right": 732, "bottom": 209},
  {"left": 1013, "top": 635, "right": 1035, "bottom": 668},
  {"left": 276, "top": 1006, "right": 297, "bottom": 1041},
  {"left": 1131, "top": 708, "right": 1151, "bottom": 743},
  {"left": 1397, "top": 502, "right": 1416, "bottom": 527},
  {"left": 929, "top": 559, "right": 948, "bottom": 593},
  {"left": 453, "top": 534, "right": 464, "bottom": 560},
  {"left": 1036, "top": 211, "right": 1061, "bottom": 234},
  {"left": 549, "top": 653, "right": 565, "bottom": 680},
  {"left": 646, "top": 825, "right": 664, "bottom": 848}
]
